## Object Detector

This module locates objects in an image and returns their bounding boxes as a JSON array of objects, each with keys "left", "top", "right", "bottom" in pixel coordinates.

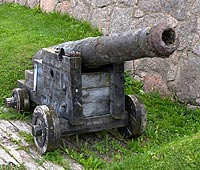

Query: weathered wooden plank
[
  {"left": 35, "top": 60, "right": 44, "bottom": 96},
  {"left": 60, "top": 114, "right": 128, "bottom": 136},
  {"left": 0, "top": 128, "right": 40, "bottom": 169},
  {"left": 0, "top": 121, "right": 46, "bottom": 169},
  {"left": 83, "top": 102, "right": 109, "bottom": 117},
  {"left": 67, "top": 156, "right": 84, "bottom": 170},
  {"left": 109, "top": 63, "right": 125, "bottom": 119},
  {"left": 8, "top": 121, "right": 66, "bottom": 170},
  {"left": 27, "top": 145, "right": 80, "bottom": 170},
  {"left": 9, "top": 120, "right": 31, "bottom": 134},
  {"left": 82, "top": 87, "right": 110, "bottom": 117},
  {"left": 42, "top": 48, "right": 71, "bottom": 71},
  {"left": 24, "top": 146, "right": 65, "bottom": 170},
  {"left": 0, "top": 120, "right": 82, "bottom": 170},
  {"left": 0, "top": 147, "right": 18, "bottom": 166},
  {"left": 82, "top": 72, "right": 110, "bottom": 89},
  {"left": 82, "top": 87, "right": 109, "bottom": 104},
  {"left": 42, "top": 161, "right": 65, "bottom": 170},
  {"left": 0, "top": 121, "right": 44, "bottom": 169},
  {"left": 12, "top": 150, "right": 46, "bottom": 170},
  {"left": 0, "top": 156, "right": 6, "bottom": 165},
  {"left": 24, "top": 70, "right": 34, "bottom": 88},
  {"left": 16, "top": 140, "right": 65, "bottom": 170},
  {"left": 66, "top": 56, "right": 83, "bottom": 125},
  {"left": 0, "top": 120, "right": 28, "bottom": 146}
]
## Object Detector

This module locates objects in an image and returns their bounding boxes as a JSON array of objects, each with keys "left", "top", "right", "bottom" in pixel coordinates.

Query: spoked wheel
[
  {"left": 118, "top": 95, "right": 146, "bottom": 138},
  {"left": 32, "top": 105, "right": 61, "bottom": 155},
  {"left": 5, "top": 88, "right": 30, "bottom": 113}
]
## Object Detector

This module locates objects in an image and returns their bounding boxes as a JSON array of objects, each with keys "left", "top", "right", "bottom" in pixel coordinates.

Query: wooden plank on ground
[
  {"left": 0, "top": 156, "right": 6, "bottom": 165},
  {"left": 0, "top": 120, "right": 66, "bottom": 170},
  {"left": 11, "top": 121, "right": 82, "bottom": 169},
  {"left": 42, "top": 161, "right": 65, "bottom": 170},
  {"left": 0, "top": 120, "right": 29, "bottom": 146},
  {"left": 67, "top": 157, "right": 83, "bottom": 170},
  {"left": 0, "top": 120, "right": 83, "bottom": 170},
  {"left": 0, "top": 122, "right": 45, "bottom": 170},
  {"left": 0, "top": 147, "right": 18, "bottom": 166},
  {"left": 9, "top": 120, "right": 32, "bottom": 134}
]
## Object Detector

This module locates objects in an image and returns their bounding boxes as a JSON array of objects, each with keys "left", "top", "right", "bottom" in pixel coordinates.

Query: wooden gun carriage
[{"left": 5, "top": 23, "right": 179, "bottom": 154}]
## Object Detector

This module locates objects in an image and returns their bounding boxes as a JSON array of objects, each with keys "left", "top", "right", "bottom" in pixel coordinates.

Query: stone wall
[{"left": 1, "top": 0, "right": 200, "bottom": 105}]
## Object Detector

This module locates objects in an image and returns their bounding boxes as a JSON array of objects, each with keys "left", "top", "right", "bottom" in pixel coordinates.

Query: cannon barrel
[{"left": 36, "top": 23, "right": 178, "bottom": 68}]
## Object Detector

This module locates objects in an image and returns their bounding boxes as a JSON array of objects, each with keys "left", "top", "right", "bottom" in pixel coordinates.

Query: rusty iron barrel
[{"left": 44, "top": 23, "right": 179, "bottom": 68}]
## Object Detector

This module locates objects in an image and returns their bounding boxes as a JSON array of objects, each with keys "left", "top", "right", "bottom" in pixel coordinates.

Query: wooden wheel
[
  {"left": 118, "top": 95, "right": 146, "bottom": 138},
  {"left": 5, "top": 88, "right": 30, "bottom": 113},
  {"left": 32, "top": 105, "right": 61, "bottom": 154}
]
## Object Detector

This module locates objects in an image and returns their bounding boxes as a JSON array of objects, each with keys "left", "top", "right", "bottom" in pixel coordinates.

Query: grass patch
[
  {"left": 0, "top": 107, "right": 31, "bottom": 120},
  {"left": 0, "top": 3, "right": 101, "bottom": 106},
  {"left": 101, "top": 73, "right": 200, "bottom": 169},
  {"left": 0, "top": 165, "right": 26, "bottom": 170},
  {"left": 64, "top": 145, "right": 104, "bottom": 169},
  {"left": 0, "top": 3, "right": 199, "bottom": 170},
  {"left": 18, "top": 131, "right": 34, "bottom": 146},
  {"left": 106, "top": 132, "right": 200, "bottom": 170},
  {"left": 37, "top": 149, "right": 70, "bottom": 170}
]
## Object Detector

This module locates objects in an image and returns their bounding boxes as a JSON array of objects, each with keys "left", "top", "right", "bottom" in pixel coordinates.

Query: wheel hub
[{"left": 32, "top": 125, "right": 43, "bottom": 137}]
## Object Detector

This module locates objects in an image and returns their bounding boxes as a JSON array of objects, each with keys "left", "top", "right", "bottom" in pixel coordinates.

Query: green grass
[
  {"left": 0, "top": 165, "right": 26, "bottom": 170},
  {"left": 0, "top": 3, "right": 101, "bottom": 106},
  {"left": 100, "top": 73, "right": 200, "bottom": 170},
  {"left": 106, "top": 132, "right": 200, "bottom": 170},
  {"left": 0, "top": 3, "right": 200, "bottom": 170},
  {"left": 18, "top": 131, "right": 34, "bottom": 145},
  {"left": 0, "top": 107, "right": 31, "bottom": 120},
  {"left": 37, "top": 149, "right": 70, "bottom": 170}
]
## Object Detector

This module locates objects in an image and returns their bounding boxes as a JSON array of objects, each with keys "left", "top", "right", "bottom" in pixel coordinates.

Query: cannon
[{"left": 5, "top": 23, "right": 179, "bottom": 154}]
